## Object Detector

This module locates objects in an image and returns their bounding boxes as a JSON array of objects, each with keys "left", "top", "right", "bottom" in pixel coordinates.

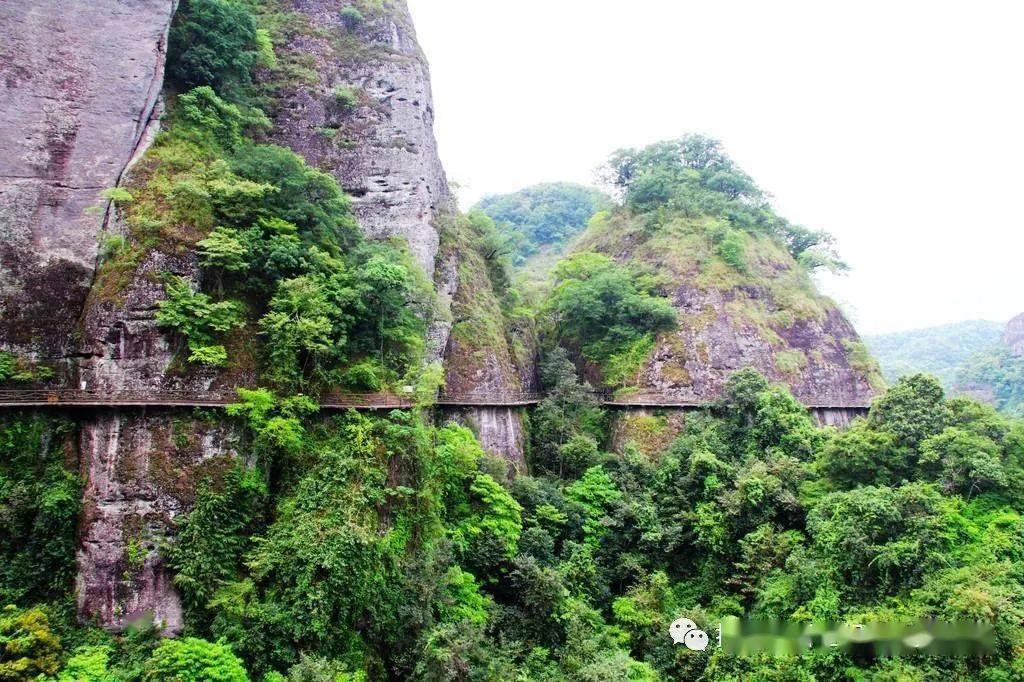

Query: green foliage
[
  {"left": 717, "top": 228, "right": 746, "bottom": 271},
  {"left": 868, "top": 373, "right": 947, "bottom": 450},
  {"left": 546, "top": 252, "right": 676, "bottom": 385},
  {"left": 0, "top": 416, "right": 81, "bottom": 604},
  {"left": 156, "top": 275, "right": 245, "bottom": 366},
  {"left": 53, "top": 645, "right": 112, "bottom": 681},
  {"left": 331, "top": 86, "right": 360, "bottom": 109},
  {"left": 565, "top": 466, "right": 622, "bottom": 547},
  {"left": 472, "top": 183, "right": 610, "bottom": 263},
  {"left": 339, "top": 7, "right": 365, "bottom": 31},
  {"left": 144, "top": 637, "right": 249, "bottom": 681},
  {"left": 530, "top": 347, "right": 606, "bottom": 477},
  {"left": 0, "top": 606, "right": 60, "bottom": 681},
  {"left": 166, "top": 462, "right": 267, "bottom": 624},
  {"left": 198, "top": 227, "right": 249, "bottom": 275},
  {"left": 865, "top": 319, "right": 1004, "bottom": 387},
  {"left": 168, "top": 0, "right": 261, "bottom": 99},
  {"left": 603, "top": 134, "right": 844, "bottom": 269},
  {"left": 100, "top": 187, "right": 134, "bottom": 204},
  {"left": 0, "top": 352, "right": 55, "bottom": 384}
]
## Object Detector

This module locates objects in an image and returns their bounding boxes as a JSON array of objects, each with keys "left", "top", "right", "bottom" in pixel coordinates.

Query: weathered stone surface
[
  {"left": 443, "top": 407, "right": 527, "bottom": 473},
  {"left": 639, "top": 283, "right": 878, "bottom": 406},
  {"left": 0, "top": 0, "right": 176, "bottom": 355},
  {"left": 1003, "top": 313, "right": 1024, "bottom": 357},
  {"left": 264, "top": 0, "right": 453, "bottom": 278},
  {"left": 76, "top": 410, "right": 242, "bottom": 634}
]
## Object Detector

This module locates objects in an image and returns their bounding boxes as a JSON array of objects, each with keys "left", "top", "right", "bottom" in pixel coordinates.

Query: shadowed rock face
[
  {"left": 76, "top": 410, "right": 241, "bottom": 635},
  {"left": 0, "top": 0, "right": 176, "bottom": 356},
  {"left": 1003, "top": 313, "right": 1024, "bottom": 357}
]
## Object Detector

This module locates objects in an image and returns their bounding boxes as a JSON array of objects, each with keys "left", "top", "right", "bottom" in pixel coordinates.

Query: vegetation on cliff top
[
  {"left": 538, "top": 134, "right": 881, "bottom": 392},
  {"left": 101, "top": 0, "right": 435, "bottom": 393}
]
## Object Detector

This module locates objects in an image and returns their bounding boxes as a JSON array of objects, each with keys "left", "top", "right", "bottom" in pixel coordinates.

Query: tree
[
  {"left": 144, "top": 637, "right": 249, "bottom": 681},
  {"left": 806, "top": 483, "right": 947, "bottom": 600},
  {"left": 168, "top": 0, "right": 261, "bottom": 99},
  {"left": 259, "top": 276, "right": 338, "bottom": 387},
  {"left": 156, "top": 276, "right": 245, "bottom": 366},
  {"left": 920, "top": 427, "right": 1006, "bottom": 495},
  {"left": 530, "top": 347, "right": 606, "bottom": 477},
  {"left": 868, "top": 374, "right": 948, "bottom": 450},
  {"left": 818, "top": 421, "right": 908, "bottom": 488},
  {"left": 547, "top": 252, "right": 675, "bottom": 382}
]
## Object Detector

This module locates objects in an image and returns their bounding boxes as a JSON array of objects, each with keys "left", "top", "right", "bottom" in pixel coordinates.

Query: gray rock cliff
[
  {"left": 263, "top": 0, "right": 453, "bottom": 280},
  {"left": 0, "top": 0, "right": 176, "bottom": 356}
]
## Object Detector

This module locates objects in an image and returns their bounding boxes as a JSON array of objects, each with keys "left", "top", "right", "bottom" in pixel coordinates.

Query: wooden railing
[
  {"left": 0, "top": 389, "right": 544, "bottom": 409},
  {"left": 0, "top": 389, "right": 868, "bottom": 411},
  {"left": 603, "top": 391, "right": 871, "bottom": 410}
]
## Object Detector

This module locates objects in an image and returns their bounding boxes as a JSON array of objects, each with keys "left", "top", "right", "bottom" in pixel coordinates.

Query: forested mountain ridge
[
  {"left": 866, "top": 317, "right": 1024, "bottom": 417},
  {"left": 473, "top": 183, "right": 610, "bottom": 265},
  {"left": 865, "top": 319, "right": 1004, "bottom": 387},
  {"left": 956, "top": 313, "right": 1024, "bottom": 416}
]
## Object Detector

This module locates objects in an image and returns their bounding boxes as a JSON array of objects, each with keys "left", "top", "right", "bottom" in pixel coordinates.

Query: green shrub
[
  {"left": 547, "top": 252, "right": 675, "bottom": 384},
  {"left": 156, "top": 276, "right": 245, "bottom": 364},
  {"left": 0, "top": 605, "right": 61, "bottom": 680},
  {"left": 144, "top": 637, "right": 249, "bottom": 681},
  {"left": 55, "top": 645, "right": 112, "bottom": 681},
  {"left": 717, "top": 228, "right": 746, "bottom": 270},
  {"left": 0, "top": 352, "right": 55, "bottom": 384},
  {"left": 331, "top": 85, "right": 359, "bottom": 109},
  {"left": 99, "top": 187, "right": 134, "bottom": 204},
  {"left": 339, "top": 7, "right": 365, "bottom": 30}
]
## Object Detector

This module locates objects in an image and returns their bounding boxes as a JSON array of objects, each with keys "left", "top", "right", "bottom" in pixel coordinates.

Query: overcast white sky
[{"left": 407, "top": 0, "right": 1023, "bottom": 335}]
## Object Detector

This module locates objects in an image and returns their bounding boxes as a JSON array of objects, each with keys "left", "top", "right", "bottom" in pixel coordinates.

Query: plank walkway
[{"left": 0, "top": 389, "right": 869, "bottom": 411}]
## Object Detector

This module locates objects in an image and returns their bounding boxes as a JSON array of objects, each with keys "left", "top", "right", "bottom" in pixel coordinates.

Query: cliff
[
  {"left": 261, "top": 0, "right": 452, "bottom": 280},
  {"left": 1003, "top": 312, "right": 1024, "bottom": 357},
  {"left": 258, "top": 1, "right": 529, "bottom": 460},
  {"left": 0, "top": 0, "right": 176, "bottom": 358},
  {"left": 0, "top": 0, "right": 529, "bottom": 633}
]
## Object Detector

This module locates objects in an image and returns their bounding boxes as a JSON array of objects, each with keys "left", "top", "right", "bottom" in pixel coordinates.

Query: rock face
[
  {"left": 0, "top": 0, "right": 176, "bottom": 356},
  {"left": 445, "top": 407, "right": 528, "bottom": 471},
  {"left": 644, "top": 284, "right": 878, "bottom": 406},
  {"left": 77, "top": 410, "right": 241, "bottom": 635},
  {"left": 265, "top": 0, "right": 454, "bottom": 279},
  {"left": 1003, "top": 313, "right": 1024, "bottom": 357}
]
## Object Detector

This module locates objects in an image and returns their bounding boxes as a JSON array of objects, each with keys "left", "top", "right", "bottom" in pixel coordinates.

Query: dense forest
[
  {"left": 865, "top": 321, "right": 1004, "bottom": 388},
  {"left": 867, "top": 321, "right": 1024, "bottom": 417},
  {"left": 2, "top": 1, "right": 1024, "bottom": 681},
  {"left": 473, "top": 184, "right": 610, "bottom": 265}
]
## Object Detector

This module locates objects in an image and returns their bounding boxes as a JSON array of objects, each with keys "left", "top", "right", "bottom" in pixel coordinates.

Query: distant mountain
[
  {"left": 955, "top": 313, "right": 1024, "bottom": 416},
  {"left": 865, "top": 320, "right": 1004, "bottom": 387},
  {"left": 472, "top": 183, "right": 610, "bottom": 264}
]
